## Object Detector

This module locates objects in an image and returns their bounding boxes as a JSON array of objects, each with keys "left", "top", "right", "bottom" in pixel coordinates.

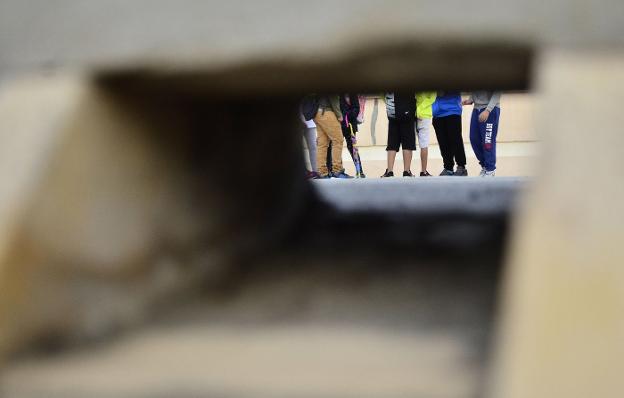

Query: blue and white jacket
[{"left": 432, "top": 92, "right": 462, "bottom": 118}]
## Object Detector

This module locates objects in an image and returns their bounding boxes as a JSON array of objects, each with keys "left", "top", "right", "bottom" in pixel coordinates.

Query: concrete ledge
[{"left": 314, "top": 177, "right": 528, "bottom": 214}]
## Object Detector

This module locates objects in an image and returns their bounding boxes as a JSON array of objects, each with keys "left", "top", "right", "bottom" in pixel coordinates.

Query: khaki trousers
[{"left": 314, "top": 110, "right": 343, "bottom": 175}]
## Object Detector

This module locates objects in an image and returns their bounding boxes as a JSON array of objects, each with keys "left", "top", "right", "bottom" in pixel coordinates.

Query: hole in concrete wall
[{"left": 302, "top": 93, "right": 538, "bottom": 177}]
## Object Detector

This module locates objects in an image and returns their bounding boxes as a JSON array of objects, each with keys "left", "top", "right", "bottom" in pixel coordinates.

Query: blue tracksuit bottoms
[{"left": 470, "top": 107, "right": 500, "bottom": 172}]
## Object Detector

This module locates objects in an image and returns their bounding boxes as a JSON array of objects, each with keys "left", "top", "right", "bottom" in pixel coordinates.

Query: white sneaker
[
  {"left": 479, "top": 168, "right": 486, "bottom": 177},
  {"left": 483, "top": 170, "right": 496, "bottom": 177}
]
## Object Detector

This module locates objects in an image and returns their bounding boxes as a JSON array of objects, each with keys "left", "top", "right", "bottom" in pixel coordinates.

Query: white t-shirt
[{"left": 300, "top": 113, "right": 316, "bottom": 128}]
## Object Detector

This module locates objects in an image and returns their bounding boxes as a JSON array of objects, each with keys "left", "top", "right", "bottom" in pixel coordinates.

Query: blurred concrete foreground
[{"left": 1, "top": 1, "right": 624, "bottom": 398}]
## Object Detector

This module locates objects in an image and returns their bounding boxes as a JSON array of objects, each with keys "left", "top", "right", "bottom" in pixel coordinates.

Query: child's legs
[
  {"left": 400, "top": 119, "right": 416, "bottom": 172},
  {"left": 447, "top": 115, "right": 466, "bottom": 167},
  {"left": 348, "top": 124, "right": 364, "bottom": 173},
  {"left": 341, "top": 123, "right": 355, "bottom": 160},
  {"left": 433, "top": 117, "right": 454, "bottom": 171},
  {"left": 417, "top": 118, "right": 431, "bottom": 171},
  {"left": 402, "top": 150, "right": 413, "bottom": 172},
  {"left": 387, "top": 150, "right": 397, "bottom": 171},
  {"left": 482, "top": 107, "right": 500, "bottom": 171},
  {"left": 316, "top": 111, "right": 344, "bottom": 173},
  {"left": 304, "top": 127, "right": 317, "bottom": 172},
  {"left": 386, "top": 119, "right": 401, "bottom": 171},
  {"left": 314, "top": 119, "right": 330, "bottom": 175},
  {"left": 325, "top": 116, "right": 344, "bottom": 174},
  {"left": 469, "top": 109, "right": 485, "bottom": 167}
]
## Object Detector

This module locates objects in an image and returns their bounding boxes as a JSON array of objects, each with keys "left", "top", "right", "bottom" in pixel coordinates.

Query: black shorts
[{"left": 386, "top": 118, "right": 416, "bottom": 151}]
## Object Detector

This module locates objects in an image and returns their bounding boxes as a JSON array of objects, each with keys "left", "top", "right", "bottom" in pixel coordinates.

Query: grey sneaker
[
  {"left": 439, "top": 169, "right": 454, "bottom": 176},
  {"left": 479, "top": 167, "right": 486, "bottom": 177},
  {"left": 454, "top": 166, "right": 468, "bottom": 176},
  {"left": 483, "top": 170, "right": 496, "bottom": 177}
]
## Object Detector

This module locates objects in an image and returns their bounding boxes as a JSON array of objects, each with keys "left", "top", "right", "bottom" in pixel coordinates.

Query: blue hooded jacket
[{"left": 432, "top": 92, "right": 462, "bottom": 118}]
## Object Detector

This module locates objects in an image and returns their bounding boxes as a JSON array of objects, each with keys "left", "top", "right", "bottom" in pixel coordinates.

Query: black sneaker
[
  {"left": 357, "top": 172, "right": 367, "bottom": 179},
  {"left": 439, "top": 169, "right": 454, "bottom": 176},
  {"left": 454, "top": 166, "right": 468, "bottom": 176},
  {"left": 381, "top": 170, "right": 394, "bottom": 178},
  {"left": 403, "top": 170, "right": 414, "bottom": 177},
  {"left": 420, "top": 171, "right": 432, "bottom": 177}
]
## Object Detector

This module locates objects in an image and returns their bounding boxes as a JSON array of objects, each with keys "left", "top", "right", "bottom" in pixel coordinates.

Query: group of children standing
[{"left": 302, "top": 91, "right": 502, "bottom": 179}]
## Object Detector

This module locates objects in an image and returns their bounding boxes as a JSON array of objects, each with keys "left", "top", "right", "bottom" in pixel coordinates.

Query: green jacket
[
  {"left": 416, "top": 92, "right": 437, "bottom": 119},
  {"left": 317, "top": 95, "right": 342, "bottom": 118}
]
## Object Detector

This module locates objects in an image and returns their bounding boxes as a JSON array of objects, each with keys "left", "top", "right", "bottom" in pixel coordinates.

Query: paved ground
[{"left": 306, "top": 142, "right": 539, "bottom": 178}]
